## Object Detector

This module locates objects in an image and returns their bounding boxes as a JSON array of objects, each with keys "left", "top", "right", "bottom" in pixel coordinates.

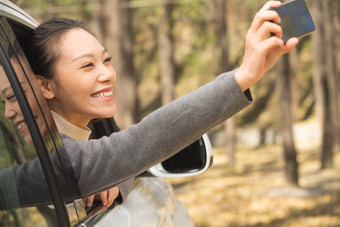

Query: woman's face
[
  {"left": 48, "top": 28, "right": 117, "bottom": 128},
  {"left": 0, "top": 72, "right": 32, "bottom": 143},
  {"left": 0, "top": 61, "right": 48, "bottom": 144}
]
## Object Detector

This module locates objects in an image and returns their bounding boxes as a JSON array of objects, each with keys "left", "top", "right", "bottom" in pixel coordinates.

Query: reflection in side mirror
[{"left": 147, "top": 134, "right": 213, "bottom": 178}]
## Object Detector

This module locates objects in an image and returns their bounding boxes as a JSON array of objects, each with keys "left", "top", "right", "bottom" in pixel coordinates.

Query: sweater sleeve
[
  {"left": 57, "top": 70, "right": 252, "bottom": 197},
  {"left": 116, "top": 178, "right": 134, "bottom": 204}
]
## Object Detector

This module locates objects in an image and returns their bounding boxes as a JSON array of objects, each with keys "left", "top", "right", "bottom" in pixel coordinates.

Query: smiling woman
[
  {"left": 19, "top": 1, "right": 299, "bottom": 224},
  {"left": 36, "top": 28, "right": 117, "bottom": 129},
  {"left": 27, "top": 18, "right": 125, "bottom": 211}
]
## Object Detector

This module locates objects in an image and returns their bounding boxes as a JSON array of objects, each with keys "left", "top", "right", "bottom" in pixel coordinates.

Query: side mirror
[
  {"left": 89, "top": 118, "right": 213, "bottom": 178},
  {"left": 146, "top": 134, "right": 213, "bottom": 178}
]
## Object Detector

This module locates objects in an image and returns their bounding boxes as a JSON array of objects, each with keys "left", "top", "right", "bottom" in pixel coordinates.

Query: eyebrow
[
  {"left": 1, "top": 86, "right": 12, "bottom": 96},
  {"left": 1, "top": 81, "right": 28, "bottom": 96},
  {"left": 72, "top": 49, "right": 109, "bottom": 63}
]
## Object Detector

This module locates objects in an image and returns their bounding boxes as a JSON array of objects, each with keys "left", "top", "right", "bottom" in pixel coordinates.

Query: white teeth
[
  {"left": 17, "top": 122, "right": 26, "bottom": 130},
  {"left": 91, "top": 91, "right": 113, "bottom": 98}
]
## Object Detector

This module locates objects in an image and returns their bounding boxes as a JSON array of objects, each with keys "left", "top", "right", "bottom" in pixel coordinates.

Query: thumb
[{"left": 282, "top": 38, "right": 299, "bottom": 54}]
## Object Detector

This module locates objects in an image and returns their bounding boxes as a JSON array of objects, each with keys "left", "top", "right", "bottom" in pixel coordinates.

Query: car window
[
  {"left": 0, "top": 16, "right": 87, "bottom": 226},
  {"left": 0, "top": 27, "right": 60, "bottom": 227},
  {"left": 0, "top": 70, "right": 60, "bottom": 226}
]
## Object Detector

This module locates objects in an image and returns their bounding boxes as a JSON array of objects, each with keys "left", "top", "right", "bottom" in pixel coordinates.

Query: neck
[
  {"left": 50, "top": 110, "right": 91, "bottom": 141},
  {"left": 49, "top": 107, "right": 89, "bottom": 130}
]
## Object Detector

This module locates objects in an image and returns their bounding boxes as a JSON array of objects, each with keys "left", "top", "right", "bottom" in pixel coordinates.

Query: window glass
[
  {"left": 0, "top": 55, "right": 59, "bottom": 226},
  {"left": 0, "top": 17, "right": 87, "bottom": 226},
  {"left": 0, "top": 17, "right": 67, "bottom": 226}
]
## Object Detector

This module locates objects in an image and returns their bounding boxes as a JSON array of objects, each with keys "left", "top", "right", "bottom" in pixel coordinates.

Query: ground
[{"left": 167, "top": 139, "right": 340, "bottom": 227}]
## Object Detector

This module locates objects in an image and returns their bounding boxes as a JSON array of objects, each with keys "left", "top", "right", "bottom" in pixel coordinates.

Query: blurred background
[{"left": 14, "top": 0, "right": 340, "bottom": 226}]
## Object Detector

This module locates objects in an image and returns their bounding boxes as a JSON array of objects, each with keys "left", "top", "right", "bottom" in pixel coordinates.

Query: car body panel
[
  {"left": 0, "top": 0, "right": 38, "bottom": 28},
  {"left": 87, "top": 178, "right": 194, "bottom": 227}
]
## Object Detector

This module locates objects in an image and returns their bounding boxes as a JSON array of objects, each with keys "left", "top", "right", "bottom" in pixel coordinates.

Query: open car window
[
  {"left": 0, "top": 17, "right": 61, "bottom": 226},
  {"left": 0, "top": 16, "right": 88, "bottom": 226}
]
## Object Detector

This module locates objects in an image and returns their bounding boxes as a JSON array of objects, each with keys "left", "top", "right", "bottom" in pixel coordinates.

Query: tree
[
  {"left": 96, "top": 0, "right": 139, "bottom": 129},
  {"left": 158, "top": 1, "right": 176, "bottom": 105},
  {"left": 276, "top": 52, "right": 299, "bottom": 187},
  {"left": 213, "top": 0, "right": 236, "bottom": 166},
  {"left": 311, "top": 0, "right": 339, "bottom": 169}
]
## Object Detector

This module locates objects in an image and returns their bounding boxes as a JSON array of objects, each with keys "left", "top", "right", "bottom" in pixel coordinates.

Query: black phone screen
[{"left": 271, "top": 0, "right": 315, "bottom": 42}]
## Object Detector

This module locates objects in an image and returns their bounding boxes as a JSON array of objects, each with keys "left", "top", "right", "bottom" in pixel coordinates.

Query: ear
[{"left": 35, "top": 75, "right": 55, "bottom": 100}]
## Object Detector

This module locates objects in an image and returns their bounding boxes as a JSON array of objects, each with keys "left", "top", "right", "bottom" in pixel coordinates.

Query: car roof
[{"left": 0, "top": 0, "right": 38, "bottom": 29}]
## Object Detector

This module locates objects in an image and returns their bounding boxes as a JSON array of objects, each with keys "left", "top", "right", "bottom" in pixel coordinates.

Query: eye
[
  {"left": 7, "top": 94, "right": 16, "bottom": 101},
  {"left": 104, "top": 56, "right": 112, "bottom": 63},
  {"left": 81, "top": 62, "right": 94, "bottom": 69},
  {"left": 4, "top": 94, "right": 16, "bottom": 103}
]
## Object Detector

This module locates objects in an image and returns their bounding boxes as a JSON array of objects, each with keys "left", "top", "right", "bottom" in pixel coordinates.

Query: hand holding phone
[{"left": 270, "top": 0, "right": 315, "bottom": 42}]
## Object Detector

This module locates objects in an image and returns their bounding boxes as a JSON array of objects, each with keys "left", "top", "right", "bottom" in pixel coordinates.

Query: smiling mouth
[
  {"left": 91, "top": 90, "right": 113, "bottom": 99},
  {"left": 16, "top": 121, "right": 28, "bottom": 133},
  {"left": 17, "top": 121, "right": 26, "bottom": 130}
]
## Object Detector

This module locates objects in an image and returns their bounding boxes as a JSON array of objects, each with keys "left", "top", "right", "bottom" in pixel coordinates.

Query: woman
[
  {"left": 28, "top": 18, "right": 129, "bottom": 209},
  {"left": 25, "top": 0, "right": 297, "bottom": 208}
]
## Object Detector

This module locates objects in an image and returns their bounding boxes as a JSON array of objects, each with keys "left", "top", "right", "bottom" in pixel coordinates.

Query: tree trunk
[
  {"left": 327, "top": 0, "right": 340, "bottom": 149},
  {"left": 327, "top": 0, "right": 340, "bottom": 150},
  {"left": 322, "top": 0, "right": 339, "bottom": 150},
  {"left": 214, "top": 0, "right": 235, "bottom": 166},
  {"left": 158, "top": 1, "right": 175, "bottom": 105},
  {"left": 311, "top": 0, "right": 334, "bottom": 169},
  {"left": 99, "top": 0, "right": 138, "bottom": 129},
  {"left": 224, "top": 119, "right": 236, "bottom": 166},
  {"left": 276, "top": 54, "right": 299, "bottom": 187},
  {"left": 90, "top": 0, "right": 105, "bottom": 42},
  {"left": 334, "top": 1, "right": 340, "bottom": 148}
]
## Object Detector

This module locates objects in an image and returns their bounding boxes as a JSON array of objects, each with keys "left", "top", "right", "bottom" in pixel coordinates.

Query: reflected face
[
  {"left": 0, "top": 57, "right": 54, "bottom": 144},
  {"left": 0, "top": 66, "right": 32, "bottom": 143},
  {"left": 48, "top": 28, "right": 117, "bottom": 128}
]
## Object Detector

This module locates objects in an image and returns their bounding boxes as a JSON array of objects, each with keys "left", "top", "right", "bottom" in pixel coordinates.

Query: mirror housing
[
  {"left": 145, "top": 134, "right": 213, "bottom": 178},
  {"left": 89, "top": 118, "right": 213, "bottom": 178}
]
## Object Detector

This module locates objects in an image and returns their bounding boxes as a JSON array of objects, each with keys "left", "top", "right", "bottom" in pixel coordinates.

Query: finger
[
  {"left": 83, "top": 195, "right": 95, "bottom": 207},
  {"left": 82, "top": 198, "right": 86, "bottom": 206},
  {"left": 260, "top": 0, "right": 281, "bottom": 11},
  {"left": 106, "top": 187, "right": 119, "bottom": 207},
  {"left": 257, "top": 21, "right": 282, "bottom": 40},
  {"left": 282, "top": 37, "right": 299, "bottom": 53},
  {"left": 250, "top": 10, "right": 281, "bottom": 34},
  {"left": 250, "top": 1, "right": 282, "bottom": 34},
  {"left": 100, "top": 191, "right": 108, "bottom": 207},
  {"left": 266, "top": 37, "right": 298, "bottom": 56},
  {"left": 259, "top": 36, "right": 285, "bottom": 54}
]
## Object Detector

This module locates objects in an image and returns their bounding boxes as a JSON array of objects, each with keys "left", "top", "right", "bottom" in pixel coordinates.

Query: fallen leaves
[{"left": 167, "top": 143, "right": 340, "bottom": 227}]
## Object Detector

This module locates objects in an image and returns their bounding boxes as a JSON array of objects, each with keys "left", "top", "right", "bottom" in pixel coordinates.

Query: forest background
[{"left": 14, "top": 0, "right": 340, "bottom": 226}]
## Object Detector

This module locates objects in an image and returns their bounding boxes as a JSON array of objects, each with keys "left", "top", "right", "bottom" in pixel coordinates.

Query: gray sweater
[
  {"left": 58, "top": 70, "right": 252, "bottom": 197},
  {"left": 50, "top": 110, "right": 134, "bottom": 205},
  {"left": 1, "top": 70, "right": 252, "bottom": 208}
]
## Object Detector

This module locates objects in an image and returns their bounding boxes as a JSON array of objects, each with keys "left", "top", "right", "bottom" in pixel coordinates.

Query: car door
[{"left": 0, "top": 16, "right": 75, "bottom": 226}]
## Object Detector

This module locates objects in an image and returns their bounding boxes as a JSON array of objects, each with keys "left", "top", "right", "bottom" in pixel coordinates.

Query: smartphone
[{"left": 270, "top": 0, "right": 315, "bottom": 42}]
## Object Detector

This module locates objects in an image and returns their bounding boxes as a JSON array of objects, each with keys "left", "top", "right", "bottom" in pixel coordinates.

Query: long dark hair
[{"left": 27, "top": 17, "right": 87, "bottom": 79}]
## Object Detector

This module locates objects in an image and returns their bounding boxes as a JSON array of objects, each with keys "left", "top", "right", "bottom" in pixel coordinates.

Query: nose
[
  {"left": 97, "top": 64, "right": 116, "bottom": 84},
  {"left": 4, "top": 102, "right": 16, "bottom": 121}
]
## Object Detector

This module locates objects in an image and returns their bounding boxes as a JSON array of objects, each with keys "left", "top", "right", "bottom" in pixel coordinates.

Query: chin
[
  {"left": 97, "top": 110, "right": 116, "bottom": 119},
  {"left": 94, "top": 105, "right": 116, "bottom": 117},
  {"left": 24, "top": 134, "right": 33, "bottom": 144}
]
